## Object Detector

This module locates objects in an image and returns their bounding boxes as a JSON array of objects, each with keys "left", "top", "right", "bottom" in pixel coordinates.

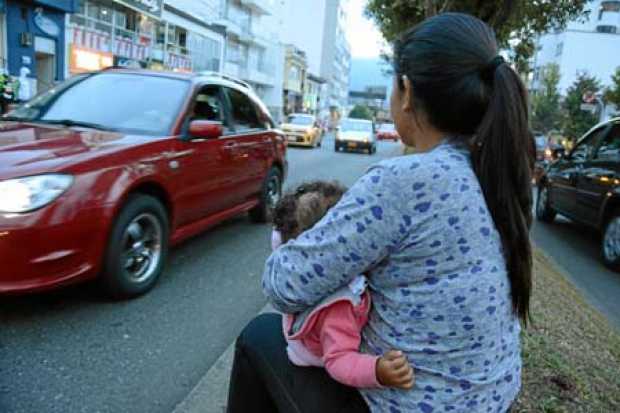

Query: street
[
  {"left": 532, "top": 215, "right": 620, "bottom": 331},
  {"left": 0, "top": 134, "right": 402, "bottom": 413}
]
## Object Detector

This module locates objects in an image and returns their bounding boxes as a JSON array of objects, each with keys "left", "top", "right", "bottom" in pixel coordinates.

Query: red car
[
  {"left": 0, "top": 69, "right": 287, "bottom": 297},
  {"left": 376, "top": 123, "right": 399, "bottom": 141}
]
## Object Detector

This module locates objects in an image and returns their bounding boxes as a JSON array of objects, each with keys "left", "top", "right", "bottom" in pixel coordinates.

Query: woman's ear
[{"left": 402, "top": 75, "right": 414, "bottom": 113}]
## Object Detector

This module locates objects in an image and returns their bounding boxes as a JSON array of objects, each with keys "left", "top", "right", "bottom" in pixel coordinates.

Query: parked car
[
  {"left": 0, "top": 69, "right": 287, "bottom": 297},
  {"left": 335, "top": 118, "right": 376, "bottom": 154},
  {"left": 536, "top": 117, "right": 620, "bottom": 270},
  {"left": 376, "top": 123, "right": 399, "bottom": 141},
  {"left": 281, "top": 113, "right": 323, "bottom": 147}
]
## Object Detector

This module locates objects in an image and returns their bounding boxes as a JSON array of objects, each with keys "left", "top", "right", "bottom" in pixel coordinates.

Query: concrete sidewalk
[{"left": 172, "top": 305, "right": 275, "bottom": 413}]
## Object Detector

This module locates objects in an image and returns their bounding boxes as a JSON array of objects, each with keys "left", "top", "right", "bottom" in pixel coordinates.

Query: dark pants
[{"left": 227, "top": 313, "right": 370, "bottom": 413}]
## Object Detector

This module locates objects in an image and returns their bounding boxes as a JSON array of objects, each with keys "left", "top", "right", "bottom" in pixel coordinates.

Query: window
[
  {"left": 600, "top": 1, "right": 620, "bottom": 19},
  {"left": 571, "top": 128, "right": 606, "bottom": 161},
  {"left": 595, "top": 125, "right": 620, "bottom": 161},
  {"left": 192, "top": 87, "right": 225, "bottom": 122},
  {"left": 225, "top": 88, "right": 263, "bottom": 131},
  {"left": 596, "top": 25, "right": 618, "bottom": 33}
]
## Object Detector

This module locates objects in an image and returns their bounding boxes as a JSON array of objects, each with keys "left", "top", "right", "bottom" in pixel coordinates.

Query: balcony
[{"left": 239, "top": 0, "right": 272, "bottom": 16}]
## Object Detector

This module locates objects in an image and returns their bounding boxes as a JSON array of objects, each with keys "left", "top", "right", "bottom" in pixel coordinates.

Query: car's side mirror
[{"left": 188, "top": 120, "right": 222, "bottom": 140}]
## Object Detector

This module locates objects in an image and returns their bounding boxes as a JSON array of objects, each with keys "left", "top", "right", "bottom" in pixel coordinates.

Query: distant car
[
  {"left": 280, "top": 114, "right": 323, "bottom": 147},
  {"left": 537, "top": 117, "right": 620, "bottom": 270},
  {"left": 0, "top": 69, "right": 287, "bottom": 297},
  {"left": 376, "top": 123, "right": 399, "bottom": 141},
  {"left": 533, "top": 135, "right": 565, "bottom": 185},
  {"left": 335, "top": 118, "right": 376, "bottom": 155}
]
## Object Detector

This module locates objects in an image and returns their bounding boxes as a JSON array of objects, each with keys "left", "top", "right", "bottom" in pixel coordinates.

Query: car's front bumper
[
  {"left": 336, "top": 139, "right": 373, "bottom": 151},
  {"left": 0, "top": 200, "right": 109, "bottom": 294},
  {"left": 284, "top": 132, "right": 316, "bottom": 147}
]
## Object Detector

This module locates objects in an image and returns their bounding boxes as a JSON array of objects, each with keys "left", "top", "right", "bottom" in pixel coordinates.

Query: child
[{"left": 272, "top": 181, "right": 414, "bottom": 390}]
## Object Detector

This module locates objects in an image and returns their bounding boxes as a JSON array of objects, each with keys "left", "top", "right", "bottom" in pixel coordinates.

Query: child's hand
[{"left": 376, "top": 350, "right": 414, "bottom": 389}]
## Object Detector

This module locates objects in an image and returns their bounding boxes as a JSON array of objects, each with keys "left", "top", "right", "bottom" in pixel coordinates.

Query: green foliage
[
  {"left": 348, "top": 105, "right": 374, "bottom": 120},
  {"left": 604, "top": 67, "right": 620, "bottom": 109},
  {"left": 365, "top": 0, "right": 589, "bottom": 73},
  {"left": 531, "top": 64, "right": 562, "bottom": 133},
  {"left": 563, "top": 72, "right": 602, "bottom": 141}
]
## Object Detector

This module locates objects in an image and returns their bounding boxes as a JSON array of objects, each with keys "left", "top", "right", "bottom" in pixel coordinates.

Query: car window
[
  {"left": 594, "top": 125, "right": 620, "bottom": 161},
  {"left": 10, "top": 73, "right": 190, "bottom": 135},
  {"left": 570, "top": 128, "right": 605, "bottom": 162},
  {"left": 287, "top": 115, "right": 314, "bottom": 126},
  {"left": 341, "top": 119, "right": 372, "bottom": 132},
  {"left": 225, "top": 87, "right": 263, "bottom": 131}
]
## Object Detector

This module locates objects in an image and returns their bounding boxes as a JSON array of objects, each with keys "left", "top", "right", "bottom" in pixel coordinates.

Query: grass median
[{"left": 513, "top": 249, "right": 620, "bottom": 412}]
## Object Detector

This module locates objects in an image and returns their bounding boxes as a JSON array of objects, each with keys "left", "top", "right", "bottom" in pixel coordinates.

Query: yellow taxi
[{"left": 280, "top": 113, "right": 323, "bottom": 147}]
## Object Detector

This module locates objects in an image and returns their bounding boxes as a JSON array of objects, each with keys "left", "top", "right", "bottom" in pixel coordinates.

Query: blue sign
[
  {"left": 0, "top": 0, "right": 5, "bottom": 13},
  {"left": 34, "top": 9, "right": 61, "bottom": 37}
]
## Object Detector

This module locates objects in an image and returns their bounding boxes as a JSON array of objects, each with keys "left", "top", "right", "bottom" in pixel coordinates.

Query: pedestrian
[
  {"left": 228, "top": 12, "right": 533, "bottom": 413},
  {"left": 270, "top": 180, "right": 414, "bottom": 390}
]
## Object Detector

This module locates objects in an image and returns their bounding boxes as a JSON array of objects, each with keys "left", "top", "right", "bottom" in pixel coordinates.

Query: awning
[{"left": 34, "top": 0, "right": 78, "bottom": 13}]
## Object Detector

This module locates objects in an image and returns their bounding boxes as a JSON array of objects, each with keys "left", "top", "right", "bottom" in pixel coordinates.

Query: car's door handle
[{"left": 223, "top": 142, "right": 238, "bottom": 149}]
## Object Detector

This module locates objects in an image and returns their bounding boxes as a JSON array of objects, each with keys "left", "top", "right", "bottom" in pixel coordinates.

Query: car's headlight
[{"left": 0, "top": 174, "right": 74, "bottom": 213}]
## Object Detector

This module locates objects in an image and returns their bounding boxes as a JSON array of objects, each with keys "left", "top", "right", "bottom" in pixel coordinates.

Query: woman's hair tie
[{"left": 481, "top": 55, "right": 505, "bottom": 82}]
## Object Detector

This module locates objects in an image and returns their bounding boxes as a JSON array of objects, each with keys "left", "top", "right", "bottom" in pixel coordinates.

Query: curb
[{"left": 172, "top": 305, "right": 275, "bottom": 413}]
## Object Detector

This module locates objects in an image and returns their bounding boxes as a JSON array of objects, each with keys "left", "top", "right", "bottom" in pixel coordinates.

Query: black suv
[{"left": 537, "top": 118, "right": 620, "bottom": 270}]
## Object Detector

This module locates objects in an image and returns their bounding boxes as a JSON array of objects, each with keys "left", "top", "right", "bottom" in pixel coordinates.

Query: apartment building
[
  {"left": 531, "top": 0, "right": 620, "bottom": 108},
  {"left": 281, "top": 0, "right": 351, "bottom": 116},
  {"left": 219, "top": 0, "right": 284, "bottom": 120}
]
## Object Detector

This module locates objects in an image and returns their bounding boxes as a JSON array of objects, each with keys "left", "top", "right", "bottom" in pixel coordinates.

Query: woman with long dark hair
[{"left": 227, "top": 13, "right": 533, "bottom": 412}]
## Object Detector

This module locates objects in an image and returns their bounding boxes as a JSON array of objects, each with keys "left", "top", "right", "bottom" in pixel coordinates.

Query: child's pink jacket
[{"left": 282, "top": 281, "right": 382, "bottom": 388}]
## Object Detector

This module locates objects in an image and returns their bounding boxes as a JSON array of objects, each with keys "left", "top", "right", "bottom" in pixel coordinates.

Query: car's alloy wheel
[
  {"left": 122, "top": 213, "right": 163, "bottom": 284},
  {"left": 536, "top": 185, "right": 556, "bottom": 222},
  {"left": 250, "top": 167, "right": 282, "bottom": 223},
  {"left": 602, "top": 214, "right": 620, "bottom": 271},
  {"left": 101, "top": 194, "right": 169, "bottom": 298}
]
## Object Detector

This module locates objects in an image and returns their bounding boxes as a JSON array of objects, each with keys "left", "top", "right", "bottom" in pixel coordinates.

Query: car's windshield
[
  {"left": 379, "top": 123, "right": 395, "bottom": 132},
  {"left": 341, "top": 119, "right": 372, "bottom": 132},
  {"left": 8, "top": 73, "right": 191, "bottom": 135},
  {"left": 287, "top": 115, "right": 314, "bottom": 126}
]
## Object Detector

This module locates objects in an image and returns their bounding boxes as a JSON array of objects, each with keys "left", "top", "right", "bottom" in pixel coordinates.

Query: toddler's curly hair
[{"left": 273, "top": 181, "right": 347, "bottom": 243}]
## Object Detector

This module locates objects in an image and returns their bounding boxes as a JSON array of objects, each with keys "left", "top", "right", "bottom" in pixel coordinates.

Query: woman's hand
[{"left": 376, "top": 350, "right": 415, "bottom": 389}]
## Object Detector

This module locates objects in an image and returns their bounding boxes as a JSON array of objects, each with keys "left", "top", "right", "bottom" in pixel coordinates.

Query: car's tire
[
  {"left": 536, "top": 184, "right": 556, "bottom": 223},
  {"left": 602, "top": 211, "right": 620, "bottom": 272},
  {"left": 334, "top": 143, "right": 340, "bottom": 152},
  {"left": 367, "top": 146, "right": 372, "bottom": 155},
  {"left": 249, "top": 167, "right": 282, "bottom": 223},
  {"left": 101, "top": 194, "right": 169, "bottom": 299}
]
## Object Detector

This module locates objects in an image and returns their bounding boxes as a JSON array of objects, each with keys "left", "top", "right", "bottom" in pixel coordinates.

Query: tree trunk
[{"left": 424, "top": 0, "right": 437, "bottom": 17}]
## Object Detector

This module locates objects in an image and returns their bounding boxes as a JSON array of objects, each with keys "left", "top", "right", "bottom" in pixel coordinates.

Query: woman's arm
[{"left": 262, "top": 162, "right": 407, "bottom": 313}]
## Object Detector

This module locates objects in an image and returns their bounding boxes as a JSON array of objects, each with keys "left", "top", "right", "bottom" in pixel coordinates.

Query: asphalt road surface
[
  {"left": 531, "top": 211, "right": 620, "bottom": 331},
  {"left": 0, "top": 134, "right": 402, "bottom": 413}
]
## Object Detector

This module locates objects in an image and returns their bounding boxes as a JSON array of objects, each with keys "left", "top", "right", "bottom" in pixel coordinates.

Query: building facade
[
  {"left": 4, "top": 0, "right": 77, "bottom": 97},
  {"left": 67, "top": 0, "right": 224, "bottom": 76},
  {"left": 281, "top": 0, "right": 350, "bottom": 117},
  {"left": 220, "top": 0, "right": 283, "bottom": 121},
  {"left": 531, "top": 0, "right": 620, "bottom": 115},
  {"left": 282, "top": 44, "right": 306, "bottom": 115}
]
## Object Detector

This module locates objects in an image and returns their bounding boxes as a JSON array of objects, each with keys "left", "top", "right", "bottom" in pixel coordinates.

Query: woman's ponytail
[
  {"left": 393, "top": 13, "right": 534, "bottom": 324},
  {"left": 472, "top": 63, "right": 533, "bottom": 324}
]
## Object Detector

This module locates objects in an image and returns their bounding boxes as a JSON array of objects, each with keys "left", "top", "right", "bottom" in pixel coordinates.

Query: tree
[
  {"left": 604, "top": 67, "right": 620, "bottom": 111},
  {"left": 349, "top": 105, "right": 373, "bottom": 120},
  {"left": 563, "top": 72, "right": 602, "bottom": 141},
  {"left": 365, "top": 0, "right": 589, "bottom": 73},
  {"left": 531, "top": 63, "right": 562, "bottom": 133}
]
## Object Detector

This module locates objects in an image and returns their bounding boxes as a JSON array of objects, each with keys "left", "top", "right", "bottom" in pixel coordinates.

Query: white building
[
  {"left": 281, "top": 0, "right": 351, "bottom": 115},
  {"left": 531, "top": 0, "right": 620, "bottom": 108},
  {"left": 219, "top": 0, "right": 284, "bottom": 121}
]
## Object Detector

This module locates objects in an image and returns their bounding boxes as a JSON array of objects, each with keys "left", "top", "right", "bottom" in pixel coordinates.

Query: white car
[{"left": 335, "top": 118, "right": 376, "bottom": 155}]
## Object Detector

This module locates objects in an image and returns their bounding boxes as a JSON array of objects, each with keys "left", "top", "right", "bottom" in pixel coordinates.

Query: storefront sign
[
  {"left": 114, "top": 0, "right": 163, "bottom": 19},
  {"left": 71, "top": 27, "right": 150, "bottom": 62},
  {"left": 70, "top": 45, "right": 113, "bottom": 73},
  {"left": 33, "top": 8, "right": 61, "bottom": 37},
  {"left": 165, "top": 52, "right": 192, "bottom": 72}
]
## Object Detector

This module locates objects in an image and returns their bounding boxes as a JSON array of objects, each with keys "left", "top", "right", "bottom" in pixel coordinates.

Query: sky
[{"left": 345, "top": 0, "right": 386, "bottom": 58}]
